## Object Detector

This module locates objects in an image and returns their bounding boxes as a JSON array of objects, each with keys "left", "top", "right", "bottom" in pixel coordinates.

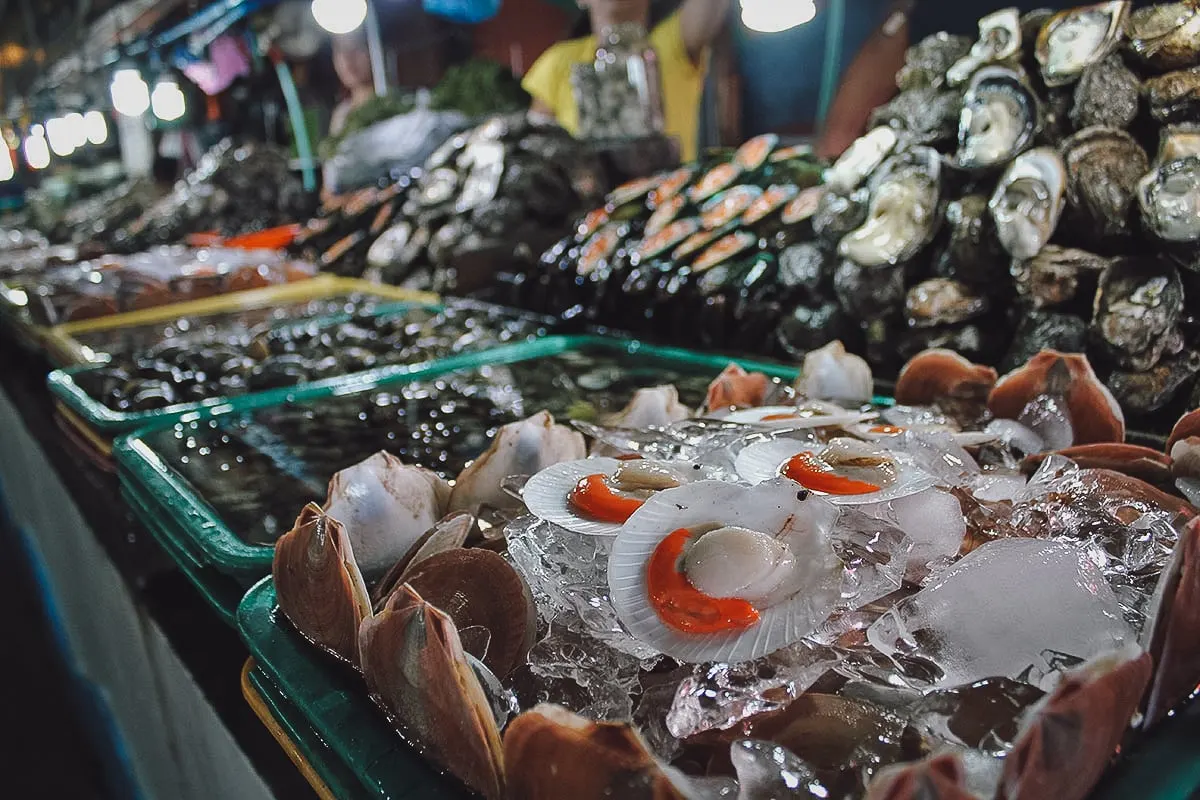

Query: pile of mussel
[
  {"left": 504, "top": 134, "right": 825, "bottom": 351},
  {"left": 268, "top": 340, "right": 1200, "bottom": 800}
]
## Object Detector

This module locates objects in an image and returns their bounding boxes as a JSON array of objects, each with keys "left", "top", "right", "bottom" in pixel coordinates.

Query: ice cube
[
  {"left": 890, "top": 429, "right": 980, "bottom": 486},
  {"left": 1018, "top": 393, "right": 1073, "bottom": 450},
  {"left": 858, "top": 487, "right": 967, "bottom": 567},
  {"left": 730, "top": 740, "right": 828, "bottom": 800},
  {"left": 866, "top": 538, "right": 1135, "bottom": 687}
]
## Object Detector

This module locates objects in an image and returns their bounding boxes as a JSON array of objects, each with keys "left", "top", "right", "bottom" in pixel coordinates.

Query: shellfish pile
[{"left": 271, "top": 340, "right": 1200, "bottom": 799}]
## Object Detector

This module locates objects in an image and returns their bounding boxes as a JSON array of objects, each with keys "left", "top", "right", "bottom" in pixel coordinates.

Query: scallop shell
[
  {"left": 608, "top": 479, "right": 842, "bottom": 663},
  {"left": 718, "top": 404, "right": 876, "bottom": 429},
  {"left": 734, "top": 439, "right": 939, "bottom": 505}
]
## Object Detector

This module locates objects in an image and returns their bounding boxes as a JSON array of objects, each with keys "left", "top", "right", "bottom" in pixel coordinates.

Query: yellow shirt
[{"left": 522, "top": 13, "right": 706, "bottom": 161}]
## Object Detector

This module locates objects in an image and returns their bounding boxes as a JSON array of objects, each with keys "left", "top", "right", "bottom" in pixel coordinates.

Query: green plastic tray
[
  {"left": 114, "top": 335, "right": 812, "bottom": 589},
  {"left": 239, "top": 577, "right": 1200, "bottom": 800},
  {"left": 238, "top": 578, "right": 470, "bottom": 799}
]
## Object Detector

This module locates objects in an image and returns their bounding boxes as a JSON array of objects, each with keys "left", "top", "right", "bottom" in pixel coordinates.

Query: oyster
[
  {"left": 813, "top": 187, "right": 870, "bottom": 247},
  {"left": 932, "top": 194, "right": 1010, "bottom": 288},
  {"left": 323, "top": 452, "right": 451, "bottom": 578},
  {"left": 1145, "top": 66, "right": 1200, "bottom": 125},
  {"left": 1092, "top": 256, "right": 1185, "bottom": 371},
  {"left": 905, "top": 278, "right": 989, "bottom": 328},
  {"left": 947, "top": 8, "right": 1023, "bottom": 86},
  {"left": 795, "top": 339, "right": 873, "bottom": 404},
  {"left": 824, "top": 126, "right": 899, "bottom": 195},
  {"left": 989, "top": 147, "right": 1067, "bottom": 260},
  {"left": 834, "top": 260, "right": 908, "bottom": 320},
  {"left": 894, "top": 348, "right": 998, "bottom": 408},
  {"left": 273, "top": 504, "right": 372, "bottom": 666},
  {"left": 988, "top": 349, "right": 1125, "bottom": 444},
  {"left": 897, "top": 33, "right": 974, "bottom": 91},
  {"left": 1010, "top": 244, "right": 1109, "bottom": 310},
  {"left": 839, "top": 147, "right": 944, "bottom": 267},
  {"left": 870, "top": 86, "right": 963, "bottom": 147},
  {"left": 1070, "top": 55, "right": 1140, "bottom": 131},
  {"left": 1061, "top": 126, "right": 1149, "bottom": 243},
  {"left": 1036, "top": 1, "right": 1131, "bottom": 88},
  {"left": 1126, "top": 2, "right": 1200, "bottom": 71},
  {"left": 1138, "top": 125, "right": 1200, "bottom": 251},
  {"left": 1106, "top": 348, "right": 1200, "bottom": 414},
  {"left": 448, "top": 411, "right": 586, "bottom": 512},
  {"left": 359, "top": 585, "right": 505, "bottom": 799},
  {"left": 956, "top": 67, "right": 1039, "bottom": 170}
]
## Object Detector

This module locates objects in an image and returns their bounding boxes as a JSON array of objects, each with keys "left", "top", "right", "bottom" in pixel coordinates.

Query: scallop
[
  {"left": 608, "top": 478, "right": 843, "bottom": 662},
  {"left": 824, "top": 127, "right": 898, "bottom": 195},
  {"left": 838, "top": 147, "right": 943, "bottom": 268},
  {"left": 734, "top": 438, "right": 938, "bottom": 505},
  {"left": 718, "top": 402, "right": 876, "bottom": 429},
  {"left": 1036, "top": 1, "right": 1131, "bottom": 88},
  {"left": 522, "top": 457, "right": 711, "bottom": 537},
  {"left": 957, "top": 67, "right": 1039, "bottom": 170},
  {"left": 989, "top": 147, "right": 1067, "bottom": 260},
  {"left": 946, "top": 8, "right": 1023, "bottom": 86}
]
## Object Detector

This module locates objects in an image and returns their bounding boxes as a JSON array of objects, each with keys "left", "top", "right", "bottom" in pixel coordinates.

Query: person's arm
[
  {"left": 815, "top": 3, "right": 913, "bottom": 160},
  {"left": 523, "top": 44, "right": 565, "bottom": 122},
  {"left": 679, "top": 0, "right": 733, "bottom": 64}
]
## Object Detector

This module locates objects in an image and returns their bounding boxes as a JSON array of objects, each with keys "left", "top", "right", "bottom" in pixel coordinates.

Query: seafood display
[
  {"left": 1, "top": 246, "right": 314, "bottom": 327},
  {"left": 506, "top": 2, "right": 1200, "bottom": 434},
  {"left": 71, "top": 302, "right": 548, "bottom": 412},
  {"left": 260, "top": 338, "right": 1200, "bottom": 799},
  {"left": 503, "top": 134, "right": 826, "bottom": 353}
]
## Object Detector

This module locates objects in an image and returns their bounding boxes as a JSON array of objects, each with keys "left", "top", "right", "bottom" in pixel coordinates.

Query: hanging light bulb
[
  {"left": 110, "top": 67, "right": 150, "bottom": 116},
  {"left": 740, "top": 0, "right": 817, "bottom": 33},
  {"left": 46, "top": 116, "right": 76, "bottom": 157},
  {"left": 64, "top": 112, "right": 87, "bottom": 148},
  {"left": 0, "top": 147, "right": 14, "bottom": 182},
  {"left": 83, "top": 110, "right": 109, "bottom": 145},
  {"left": 151, "top": 76, "right": 186, "bottom": 121},
  {"left": 23, "top": 129, "right": 50, "bottom": 170},
  {"left": 311, "top": 0, "right": 368, "bottom": 34}
]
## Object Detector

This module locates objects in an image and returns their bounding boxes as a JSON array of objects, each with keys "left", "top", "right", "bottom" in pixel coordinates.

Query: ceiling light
[
  {"left": 24, "top": 132, "right": 50, "bottom": 170},
  {"left": 151, "top": 77, "right": 186, "bottom": 122},
  {"left": 84, "top": 111, "right": 108, "bottom": 145},
  {"left": 740, "top": 0, "right": 817, "bottom": 33},
  {"left": 311, "top": 0, "right": 368, "bottom": 34},
  {"left": 110, "top": 67, "right": 150, "bottom": 117},
  {"left": 46, "top": 117, "right": 76, "bottom": 157}
]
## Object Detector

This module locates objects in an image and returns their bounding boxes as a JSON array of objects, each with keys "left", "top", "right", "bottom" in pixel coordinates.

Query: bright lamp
[
  {"left": 23, "top": 130, "right": 50, "bottom": 170},
  {"left": 84, "top": 111, "right": 108, "bottom": 145},
  {"left": 311, "top": 0, "right": 368, "bottom": 34},
  {"left": 151, "top": 77, "right": 186, "bottom": 121},
  {"left": 110, "top": 67, "right": 150, "bottom": 117},
  {"left": 740, "top": 0, "right": 817, "bottom": 33}
]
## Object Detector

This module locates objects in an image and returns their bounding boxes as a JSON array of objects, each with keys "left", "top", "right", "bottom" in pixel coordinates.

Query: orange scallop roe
[
  {"left": 760, "top": 413, "right": 801, "bottom": 422},
  {"left": 869, "top": 424, "right": 905, "bottom": 434},
  {"left": 781, "top": 451, "right": 882, "bottom": 495},
  {"left": 568, "top": 474, "right": 645, "bottom": 524},
  {"left": 646, "top": 528, "right": 760, "bottom": 634}
]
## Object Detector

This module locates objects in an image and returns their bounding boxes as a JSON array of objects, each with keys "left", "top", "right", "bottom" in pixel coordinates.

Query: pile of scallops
[{"left": 272, "top": 342, "right": 1200, "bottom": 800}]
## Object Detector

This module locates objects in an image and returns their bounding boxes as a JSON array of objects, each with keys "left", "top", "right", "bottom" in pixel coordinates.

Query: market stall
[{"left": 4, "top": 1, "right": 1200, "bottom": 799}]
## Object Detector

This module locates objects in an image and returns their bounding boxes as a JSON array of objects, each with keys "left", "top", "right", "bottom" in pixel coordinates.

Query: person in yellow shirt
[{"left": 522, "top": 0, "right": 730, "bottom": 161}]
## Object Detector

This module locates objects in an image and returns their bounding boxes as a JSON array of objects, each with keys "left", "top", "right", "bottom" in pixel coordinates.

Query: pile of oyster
[
  {"left": 271, "top": 339, "right": 1200, "bottom": 799},
  {"left": 821, "top": 1, "right": 1200, "bottom": 426},
  {"left": 365, "top": 114, "right": 607, "bottom": 296}
]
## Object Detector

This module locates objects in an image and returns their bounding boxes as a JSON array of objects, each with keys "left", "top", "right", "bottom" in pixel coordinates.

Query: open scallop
[
  {"left": 843, "top": 421, "right": 998, "bottom": 448},
  {"left": 523, "top": 457, "right": 715, "bottom": 537},
  {"left": 735, "top": 438, "right": 938, "bottom": 505},
  {"left": 608, "top": 478, "right": 842, "bottom": 663},
  {"left": 718, "top": 402, "right": 876, "bottom": 430}
]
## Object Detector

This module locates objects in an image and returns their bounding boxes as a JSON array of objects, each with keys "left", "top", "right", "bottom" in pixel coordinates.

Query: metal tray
[{"left": 114, "top": 336, "right": 807, "bottom": 588}]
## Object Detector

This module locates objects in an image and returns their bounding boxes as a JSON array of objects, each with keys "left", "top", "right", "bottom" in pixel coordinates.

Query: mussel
[
  {"left": 1036, "top": 1, "right": 1131, "bottom": 88},
  {"left": 957, "top": 67, "right": 1040, "bottom": 170},
  {"left": 989, "top": 147, "right": 1067, "bottom": 260}
]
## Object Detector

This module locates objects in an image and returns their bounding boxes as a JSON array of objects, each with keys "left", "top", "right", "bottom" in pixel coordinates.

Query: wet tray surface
[
  {"left": 50, "top": 300, "right": 553, "bottom": 435},
  {"left": 117, "top": 337, "right": 800, "bottom": 576}
]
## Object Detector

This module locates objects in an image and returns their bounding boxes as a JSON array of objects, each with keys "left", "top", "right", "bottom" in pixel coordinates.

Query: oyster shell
[
  {"left": 1126, "top": 2, "right": 1200, "bottom": 71},
  {"left": 870, "top": 86, "right": 963, "bottom": 147},
  {"left": 813, "top": 187, "right": 870, "bottom": 247},
  {"left": 1035, "top": 1, "right": 1131, "bottom": 88},
  {"left": 1001, "top": 311, "right": 1090, "bottom": 372},
  {"left": 947, "top": 8, "right": 1023, "bottom": 86},
  {"left": 905, "top": 278, "right": 989, "bottom": 329},
  {"left": 956, "top": 67, "right": 1039, "bottom": 170},
  {"left": 897, "top": 33, "right": 974, "bottom": 91},
  {"left": 1145, "top": 65, "right": 1200, "bottom": 125},
  {"left": 824, "top": 126, "right": 898, "bottom": 195},
  {"left": 989, "top": 147, "right": 1067, "bottom": 260},
  {"left": 839, "top": 147, "right": 944, "bottom": 267},
  {"left": 1010, "top": 244, "right": 1110, "bottom": 310},
  {"left": 1138, "top": 125, "right": 1200, "bottom": 250},
  {"left": 932, "top": 194, "right": 1010, "bottom": 288},
  {"left": 1070, "top": 54, "right": 1141, "bottom": 131},
  {"left": 1061, "top": 126, "right": 1149, "bottom": 243},
  {"left": 359, "top": 585, "right": 505, "bottom": 799},
  {"left": 1092, "top": 256, "right": 1185, "bottom": 371},
  {"left": 448, "top": 411, "right": 586, "bottom": 512},
  {"left": 834, "top": 260, "right": 908, "bottom": 319},
  {"left": 1106, "top": 348, "right": 1200, "bottom": 414}
]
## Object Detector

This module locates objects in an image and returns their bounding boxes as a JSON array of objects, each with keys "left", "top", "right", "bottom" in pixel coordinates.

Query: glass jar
[{"left": 571, "top": 21, "right": 665, "bottom": 141}]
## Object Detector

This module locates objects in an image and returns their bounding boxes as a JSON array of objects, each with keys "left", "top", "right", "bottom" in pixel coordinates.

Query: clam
[
  {"left": 608, "top": 478, "right": 842, "bottom": 662},
  {"left": 322, "top": 451, "right": 451, "bottom": 578},
  {"left": 1071, "top": 55, "right": 1140, "bottom": 131},
  {"left": 1142, "top": 517, "right": 1200, "bottom": 725},
  {"left": 1126, "top": 2, "right": 1200, "bottom": 71},
  {"left": 1091, "top": 256, "right": 1184, "bottom": 371},
  {"left": 1138, "top": 126, "right": 1200, "bottom": 252},
  {"left": 704, "top": 363, "right": 770, "bottom": 413},
  {"left": 358, "top": 585, "right": 505, "bottom": 799},
  {"left": 1010, "top": 245, "right": 1109, "bottom": 310},
  {"left": 989, "top": 147, "right": 1067, "bottom": 260},
  {"left": 795, "top": 339, "right": 873, "bottom": 405},
  {"left": 503, "top": 704, "right": 690, "bottom": 800},
  {"left": 603, "top": 385, "right": 691, "bottom": 429},
  {"left": 997, "top": 646, "right": 1152, "bottom": 800},
  {"left": 1035, "top": 1, "right": 1131, "bottom": 88},
  {"left": 987, "top": 349, "right": 1125, "bottom": 444},
  {"left": 904, "top": 278, "right": 988, "bottom": 329},
  {"left": 839, "top": 147, "right": 943, "bottom": 268},
  {"left": 448, "top": 410, "right": 586, "bottom": 513},
  {"left": 273, "top": 503, "right": 372, "bottom": 666},
  {"left": 1145, "top": 66, "right": 1200, "bottom": 126},
  {"left": 946, "top": 8, "right": 1023, "bottom": 86},
  {"left": 897, "top": 32, "right": 973, "bottom": 91},
  {"left": 956, "top": 67, "right": 1039, "bottom": 170},
  {"left": 894, "top": 349, "right": 998, "bottom": 408},
  {"left": 824, "top": 126, "right": 898, "bottom": 195},
  {"left": 1061, "top": 127, "right": 1149, "bottom": 243},
  {"left": 865, "top": 753, "right": 977, "bottom": 800},
  {"left": 372, "top": 511, "right": 475, "bottom": 606}
]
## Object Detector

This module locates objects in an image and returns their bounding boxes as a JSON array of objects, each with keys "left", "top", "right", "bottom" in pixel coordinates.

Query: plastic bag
[
  {"left": 422, "top": 0, "right": 501, "bottom": 24},
  {"left": 323, "top": 106, "right": 472, "bottom": 194}
]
